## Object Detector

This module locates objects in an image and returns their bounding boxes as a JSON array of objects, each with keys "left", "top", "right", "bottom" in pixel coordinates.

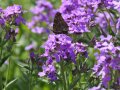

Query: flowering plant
[
  {"left": 1, "top": 0, "right": 120, "bottom": 90},
  {"left": 28, "top": 0, "right": 120, "bottom": 89},
  {"left": 0, "top": 4, "right": 25, "bottom": 66}
]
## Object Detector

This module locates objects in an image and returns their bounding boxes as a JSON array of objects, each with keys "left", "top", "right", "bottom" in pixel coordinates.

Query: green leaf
[
  {"left": 4, "top": 78, "right": 17, "bottom": 89},
  {"left": 0, "top": 40, "right": 8, "bottom": 47},
  {"left": 107, "top": 25, "right": 115, "bottom": 36},
  {"left": 23, "top": 66, "right": 31, "bottom": 70},
  {"left": 0, "top": 54, "right": 11, "bottom": 66},
  {"left": 17, "top": 63, "right": 31, "bottom": 71},
  {"left": 69, "top": 76, "right": 80, "bottom": 89}
]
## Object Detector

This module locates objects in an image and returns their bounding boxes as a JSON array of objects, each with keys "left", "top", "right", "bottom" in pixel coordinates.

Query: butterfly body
[{"left": 53, "top": 12, "right": 68, "bottom": 34}]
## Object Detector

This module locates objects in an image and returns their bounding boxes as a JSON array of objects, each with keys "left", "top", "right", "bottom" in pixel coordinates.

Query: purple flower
[
  {"left": 15, "top": 15, "right": 25, "bottom": 25},
  {"left": 4, "top": 61, "right": 9, "bottom": 65},
  {"left": 118, "top": 77, "right": 120, "bottom": 85},
  {"left": 93, "top": 35, "right": 120, "bottom": 88},
  {"left": 116, "top": 18, "right": 120, "bottom": 34},
  {"left": 59, "top": 0, "right": 92, "bottom": 33},
  {"left": 53, "top": 53, "right": 60, "bottom": 62},
  {"left": 95, "top": 12, "right": 115, "bottom": 33},
  {"left": 41, "top": 34, "right": 76, "bottom": 63},
  {"left": 31, "top": 27, "right": 44, "bottom": 34},
  {"left": 3, "top": 4, "right": 22, "bottom": 18},
  {"left": 102, "top": 75, "right": 111, "bottom": 88},
  {"left": 41, "top": 33, "right": 87, "bottom": 66},
  {"left": 112, "top": 1, "right": 120, "bottom": 12},
  {"left": 38, "top": 64, "right": 57, "bottom": 81},
  {"left": 0, "top": 18, "right": 5, "bottom": 26},
  {"left": 25, "top": 42, "right": 36, "bottom": 51},
  {"left": 27, "top": 0, "right": 56, "bottom": 34},
  {"left": 110, "top": 58, "right": 120, "bottom": 70},
  {"left": 72, "top": 42, "right": 87, "bottom": 55},
  {"left": 5, "top": 29, "right": 18, "bottom": 41},
  {"left": 26, "top": 21, "right": 35, "bottom": 29},
  {"left": 0, "top": 7, "right": 3, "bottom": 13},
  {"left": 31, "top": 0, "right": 53, "bottom": 14},
  {"left": 2, "top": 4, "right": 24, "bottom": 25},
  {"left": 38, "top": 72, "right": 46, "bottom": 77},
  {"left": 30, "top": 52, "right": 35, "bottom": 60},
  {"left": 89, "top": 84, "right": 106, "bottom": 90}
]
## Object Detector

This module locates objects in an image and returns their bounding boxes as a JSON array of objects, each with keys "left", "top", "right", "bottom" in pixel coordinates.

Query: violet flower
[
  {"left": 38, "top": 63, "right": 57, "bottom": 81},
  {"left": 93, "top": 35, "right": 120, "bottom": 88},
  {"left": 27, "top": 0, "right": 56, "bottom": 34},
  {"left": 3, "top": 4, "right": 25, "bottom": 25}
]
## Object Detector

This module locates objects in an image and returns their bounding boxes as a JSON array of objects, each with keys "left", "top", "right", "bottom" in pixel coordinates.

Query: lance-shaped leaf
[{"left": 0, "top": 54, "right": 11, "bottom": 66}]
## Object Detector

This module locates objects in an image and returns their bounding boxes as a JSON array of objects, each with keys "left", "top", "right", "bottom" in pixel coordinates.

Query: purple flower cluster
[
  {"left": 38, "top": 63, "right": 57, "bottom": 81},
  {"left": 27, "top": 0, "right": 56, "bottom": 34},
  {"left": 112, "top": 1, "right": 120, "bottom": 12},
  {"left": 0, "top": 5, "right": 24, "bottom": 41},
  {"left": 1, "top": 4, "right": 25, "bottom": 26},
  {"left": 25, "top": 42, "right": 36, "bottom": 51},
  {"left": 59, "top": 0, "right": 120, "bottom": 34},
  {"left": 59, "top": 0, "right": 93, "bottom": 33},
  {"left": 0, "top": 8, "right": 4, "bottom": 26},
  {"left": 42, "top": 34, "right": 75, "bottom": 62},
  {"left": 38, "top": 34, "right": 87, "bottom": 81},
  {"left": 28, "top": 0, "right": 120, "bottom": 88},
  {"left": 93, "top": 35, "right": 120, "bottom": 88},
  {"left": 95, "top": 11, "right": 114, "bottom": 32}
]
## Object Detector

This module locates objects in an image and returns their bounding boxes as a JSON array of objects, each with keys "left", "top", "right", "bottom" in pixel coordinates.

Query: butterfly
[{"left": 53, "top": 12, "right": 68, "bottom": 34}]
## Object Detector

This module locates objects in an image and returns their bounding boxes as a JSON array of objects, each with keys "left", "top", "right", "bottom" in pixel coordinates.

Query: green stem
[
  {"left": 0, "top": 30, "right": 3, "bottom": 60},
  {"left": 4, "top": 59, "right": 10, "bottom": 90},
  {"left": 85, "top": 33, "right": 91, "bottom": 40},
  {"left": 101, "top": 5, "right": 116, "bottom": 35},
  {"left": 65, "top": 70, "right": 69, "bottom": 90},
  {"left": 69, "top": 74, "right": 81, "bottom": 90},
  {"left": 0, "top": 46, "right": 2, "bottom": 60},
  {"left": 104, "top": 5, "right": 117, "bottom": 33},
  {"left": 61, "top": 61, "right": 67, "bottom": 90},
  {"left": 28, "top": 59, "right": 32, "bottom": 90}
]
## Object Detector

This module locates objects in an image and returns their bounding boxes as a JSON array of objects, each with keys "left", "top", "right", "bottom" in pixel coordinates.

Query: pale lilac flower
[
  {"left": 112, "top": 1, "right": 120, "bottom": 11},
  {"left": 42, "top": 34, "right": 75, "bottom": 62},
  {"left": 0, "top": 7, "right": 3, "bottom": 13},
  {"left": 116, "top": 18, "right": 120, "bottom": 34},
  {"left": 0, "top": 18, "right": 5, "bottom": 26},
  {"left": 38, "top": 64, "right": 57, "bottom": 81},
  {"left": 3, "top": 4, "right": 25, "bottom": 25},
  {"left": 25, "top": 42, "right": 36, "bottom": 51},
  {"left": 3, "top": 4, "right": 22, "bottom": 17},
  {"left": 95, "top": 12, "right": 114, "bottom": 33},
  {"left": 15, "top": 15, "right": 25, "bottom": 25},
  {"left": 29, "top": 52, "right": 35, "bottom": 60},
  {"left": 59, "top": 0, "right": 92, "bottom": 33},
  {"left": 93, "top": 35, "right": 120, "bottom": 88},
  {"left": 27, "top": 0, "right": 56, "bottom": 34},
  {"left": 31, "top": 27, "right": 44, "bottom": 34},
  {"left": 59, "top": 0, "right": 115, "bottom": 34}
]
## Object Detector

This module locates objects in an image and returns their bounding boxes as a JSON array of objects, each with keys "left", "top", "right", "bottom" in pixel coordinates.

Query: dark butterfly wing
[{"left": 53, "top": 12, "right": 68, "bottom": 34}]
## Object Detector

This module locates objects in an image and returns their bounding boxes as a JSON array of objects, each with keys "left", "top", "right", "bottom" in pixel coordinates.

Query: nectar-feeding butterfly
[{"left": 53, "top": 12, "right": 68, "bottom": 34}]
